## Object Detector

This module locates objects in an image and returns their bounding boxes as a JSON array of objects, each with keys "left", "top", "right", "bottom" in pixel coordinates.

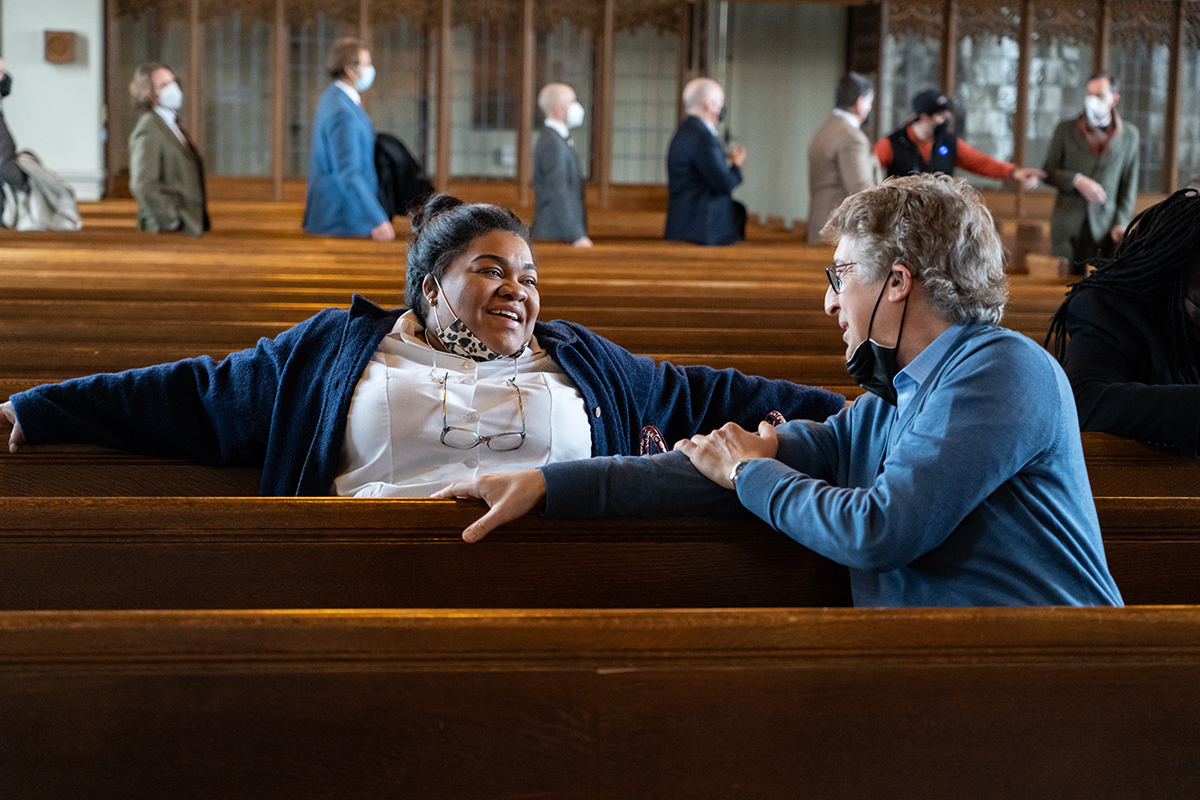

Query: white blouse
[{"left": 333, "top": 311, "right": 593, "bottom": 497}]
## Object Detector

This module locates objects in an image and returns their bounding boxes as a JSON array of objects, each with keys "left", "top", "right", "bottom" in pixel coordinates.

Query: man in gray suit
[
  {"left": 806, "top": 72, "right": 879, "bottom": 243},
  {"left": 531, "top": 83, "right": 591, "bottom": 247},
  {"left": 1043, "top": 73, "right": 1140, "bottom": 272}
]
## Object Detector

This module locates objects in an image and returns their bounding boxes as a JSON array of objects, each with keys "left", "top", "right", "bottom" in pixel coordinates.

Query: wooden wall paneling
[
  {"left": 1164, "top": 0, "right": 1185, "bottom": 193},
  {"left": 188, "top": 0, "right": 203, "bottom": 154},
  {"left": 1096, "top": 0, "right": 1112, "bottom": 71},
  {"left": 104, "top": 0, "right": 121, "bottom": 198},
  {"left": 436, "top": 0, "right": 452, "bottom": 191},
  {"left": 1014, "top": 0, "right": 1033, "bottom": 219},
  {"left": 940, "top": 0, "right": 957, "bottom": 92},
  {"left": 271, "top": 0, "right": 286, "bottom": 201},
  {"left": 517, "top": 0, "right": 535, "bottom": 207},
  {"left": 597, "top": 0, "right": 615, "bottom": 207}
]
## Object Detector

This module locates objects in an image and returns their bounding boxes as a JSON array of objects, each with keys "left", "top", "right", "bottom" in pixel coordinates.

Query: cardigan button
[{"left": 593, "top": 407, "right": 601, "bottom": 418}]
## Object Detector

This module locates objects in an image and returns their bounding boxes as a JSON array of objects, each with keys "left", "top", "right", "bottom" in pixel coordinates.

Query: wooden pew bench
[
  {"left": 0, "top": 606, "right": 1196, "bottom": 798},
  {"left": 0, "top": 495, "right": 1195, "bottom": 607}
]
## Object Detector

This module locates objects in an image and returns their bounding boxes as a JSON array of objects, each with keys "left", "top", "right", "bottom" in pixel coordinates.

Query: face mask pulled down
[
  {"left": 845, "top": 277, "right": 909, "bottom": 406},
  {"left": 428, "top": 278, "right": 527, "bottom": 362}
]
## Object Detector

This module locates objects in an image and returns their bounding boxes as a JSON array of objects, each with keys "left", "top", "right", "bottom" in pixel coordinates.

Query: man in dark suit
[
  {"left": 664, "top": 78, "right": 746, "bottom": 246},
  {"left": 531, "top": 83, "right": 591, "bottom": 247}
]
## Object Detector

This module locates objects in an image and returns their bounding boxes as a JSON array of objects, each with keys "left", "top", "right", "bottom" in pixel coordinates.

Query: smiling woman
[{"left": 1, "top": 193, "right": 846, "bottom": 496}]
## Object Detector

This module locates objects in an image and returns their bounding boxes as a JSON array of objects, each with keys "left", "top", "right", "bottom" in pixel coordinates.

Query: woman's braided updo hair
[
  {"left": 404, "top": 194, "right": 531, "bottom": 320},
  {"left": 1046, "top": 188, "right": 1200, "bottom": 382}
]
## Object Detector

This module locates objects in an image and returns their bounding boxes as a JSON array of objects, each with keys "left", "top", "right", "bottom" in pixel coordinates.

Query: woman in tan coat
[{"left": 128, "top": 63, "right": 209, "bottom": 236}]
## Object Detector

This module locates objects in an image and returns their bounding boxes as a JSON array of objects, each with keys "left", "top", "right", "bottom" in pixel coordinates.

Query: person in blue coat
[
  {"left": 303, "top": 37, "right": 394, "bottom": 242},
  {"left": 664, "top": 78, "right": 746, "bottom": 246}
]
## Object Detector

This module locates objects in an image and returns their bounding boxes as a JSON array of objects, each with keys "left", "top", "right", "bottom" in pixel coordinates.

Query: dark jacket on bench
[{"left": 9, "top": 295, "right": 844, "bottom": 495}]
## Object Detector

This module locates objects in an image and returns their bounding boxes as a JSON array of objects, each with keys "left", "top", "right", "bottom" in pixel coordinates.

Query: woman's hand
[
  {"left": 433, "top": 469, "right": 547, "bottom": 542},
  {"left": 672, "top": 420, "right": 779, "bottom": 489},
  {"left": 1, "top": 401, "right": 24, "bottom": 453}
]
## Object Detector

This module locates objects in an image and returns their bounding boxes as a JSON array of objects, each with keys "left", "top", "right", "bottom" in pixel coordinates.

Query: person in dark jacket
[
  {"left": 531, "top": 83, "right": 590, "bottom": 247},
  {"left": 664, "top": 78, "right": 746, "bottom": 246},
  {"left": 874, "top": 89, "right": 1042, "bottom": 187},
  {"left": 2, "top": 194, "right": 843, "bottom": 496},
  {"left": 1047, "top": 188, "right": 1200, "bottom": 456},
  {"left": 374, "top": 133, "right": 433, "bottom": 219}
]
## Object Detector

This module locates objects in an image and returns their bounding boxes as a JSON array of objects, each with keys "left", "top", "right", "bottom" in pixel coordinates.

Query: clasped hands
[{"left": 434, "top": 420, "right": 780, "bottom": 543}]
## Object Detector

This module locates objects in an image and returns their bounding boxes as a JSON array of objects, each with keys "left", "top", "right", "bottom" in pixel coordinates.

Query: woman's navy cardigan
[{"left": 11, "top": 295, "right": 844, "bottom": 495}]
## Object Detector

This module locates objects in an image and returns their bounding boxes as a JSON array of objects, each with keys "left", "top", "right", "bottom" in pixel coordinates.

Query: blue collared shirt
[{"left": 893, "top": 322, "right": 965, "bottom": 418}]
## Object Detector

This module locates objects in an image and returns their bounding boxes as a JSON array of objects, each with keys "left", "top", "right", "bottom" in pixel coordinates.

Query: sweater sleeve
[
  {"left": 8, "top": 311, "right": 338, "bottom": 466},
  {"left": 955, "top": 139, "right": 1016, "bottom": 180},
  {"left": 545, "top": 321, "right": 845, "bottom": 455},
  {"left": 873, "top": 137, "right": 893, "bottom": 170}
]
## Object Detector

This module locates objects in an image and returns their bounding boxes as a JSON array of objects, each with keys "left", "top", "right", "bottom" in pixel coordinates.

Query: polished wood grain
[{"left": 0, "top": 606, "right": 1197, "bottom": 798}]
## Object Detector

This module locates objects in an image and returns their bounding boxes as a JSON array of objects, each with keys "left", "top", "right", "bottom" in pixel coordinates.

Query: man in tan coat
[
  {"left": 128, "top": 62, "right": 209, "bottom": 236},
  {"left": 806, "top": 73, "right": 879, "bottom": 243}
]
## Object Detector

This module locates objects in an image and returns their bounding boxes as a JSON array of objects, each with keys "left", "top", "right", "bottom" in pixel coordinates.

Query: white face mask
[
  {"left": 565, "top": 100, "right": 585, "bottom": 129},
  {"left": 157, "top": 81, "right": 183, "bottom": 111},
  {"left": 355, "top": 65, "right": 376, "bottom": 92},
  {"left": 1084, "top": 94, "right": 1112, "bottom": 128}
]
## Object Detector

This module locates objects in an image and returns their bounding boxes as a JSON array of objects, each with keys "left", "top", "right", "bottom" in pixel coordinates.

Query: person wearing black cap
[{"left": 874, "top": 89, "right": 1043, "bottom": 188}]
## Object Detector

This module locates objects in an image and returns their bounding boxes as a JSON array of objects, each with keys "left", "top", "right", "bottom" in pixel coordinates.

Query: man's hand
[
  {"left": 432, "top": 469, "right": 547, "bottom": 543},
  {"left": 1111, "top": 224, "right": 1126, "bottom": 243},
  {"left": 371, "top": 220, "right": 396, "bottom": 242},
  {"left": 1012, "top": 167, "right": 1045, "bottom": 190},
  {"left": 1074, "top": 174, "right": 1108, "bottom": 204},
  {"left": 1, "top": 401, "right": 24, "bottom": 454},
  {"left": 572, "top": 235, "right": 594, "bottom": 248},
  {"left": 672, "top": 420, "right": 779, "bottom": 490},
  {"left": 730, "top": 145, "right": 747, "bottom": 168}
]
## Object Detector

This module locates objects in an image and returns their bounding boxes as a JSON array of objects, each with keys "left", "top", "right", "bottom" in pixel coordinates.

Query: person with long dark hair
[{"left": 1046, "top": 188, "right": 1200, "bottom": 456}]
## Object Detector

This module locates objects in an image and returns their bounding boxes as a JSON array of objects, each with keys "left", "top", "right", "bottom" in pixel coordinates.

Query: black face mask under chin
[
  {"left": 845, "top": 279, "right": 909, "bottom": 405},
  {"left": 0, "top": 73, "right": 11, "bottom": 99}
]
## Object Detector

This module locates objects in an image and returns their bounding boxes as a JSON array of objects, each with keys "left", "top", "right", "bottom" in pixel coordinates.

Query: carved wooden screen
[
  {"left": 111, "top": 2, "right": 191, "bottom": 180},
  {"left": 954, "top": 4, "right": 1022, "bottom": 186},
  {"left": 370, "top": 3, "right": 433, "bottom": 175},
  {"left": 1178, "top": 0, "right": 1200, "bottom": 187},
  {"left": 1108, "top": 0, "right": 1175, "bottom": 191},
  {"left": 881, "top": 1, "right": 943, "bottom": 135},
  {"left": 1027, "top": 1, "right": 1099, "bottom": 174},
  {"left": 609, "top": 1, "right": 684, "bottom": 185},
  {"left": 203, "top": 9, "right": 273, "bottom": 177}
]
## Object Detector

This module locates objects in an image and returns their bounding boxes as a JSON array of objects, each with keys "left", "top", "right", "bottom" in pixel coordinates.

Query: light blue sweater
[{"left": 542, "top": 323, "right": 1123, "bottom": 608}]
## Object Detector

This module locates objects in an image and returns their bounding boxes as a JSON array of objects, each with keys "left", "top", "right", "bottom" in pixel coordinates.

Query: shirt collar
[
  {"left": 154, "top": 106, "right": 178, "bottom": 125},
  {"left": 893, "top": 321, "right": 966, "bottom": 417},
  {"left": 544, "top": 118, "right": 569, "bottom": 139},
  {"left": 334, "top": 80, "right": 362, "bottom": 106},
  {"left": 691, "top": 113, "right": 719, "bottom": 138},
  {"left": 832, "top": 108, "right": 861, "bottom": 129}
]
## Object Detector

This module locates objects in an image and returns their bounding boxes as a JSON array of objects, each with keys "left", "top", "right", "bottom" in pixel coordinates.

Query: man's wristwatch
[{"left": 729, "top": 459, "right": 753, "bottom": 489}]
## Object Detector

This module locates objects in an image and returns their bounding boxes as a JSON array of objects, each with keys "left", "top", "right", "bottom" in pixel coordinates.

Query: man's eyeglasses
[
  {"left": 440, "top": 377, "right": 527, "bottom": 451},
  {"left": 826, "top": 261, "right": 856, "bottom": 293}
]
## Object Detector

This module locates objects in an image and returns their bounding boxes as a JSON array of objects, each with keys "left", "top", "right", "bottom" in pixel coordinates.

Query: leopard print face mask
[{"left": 428, "top": 278, "right": 527, "bottom": 362}]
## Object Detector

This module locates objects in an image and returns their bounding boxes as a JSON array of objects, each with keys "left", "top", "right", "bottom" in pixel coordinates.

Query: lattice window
[{"left": 1109, "top": 0, "right": 1175, "bottom": 192}]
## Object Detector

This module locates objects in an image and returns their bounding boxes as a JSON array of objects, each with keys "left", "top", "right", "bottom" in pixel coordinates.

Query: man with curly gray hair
[{"left": 440, "top": 174, "right": 1122, "bottom": 609}]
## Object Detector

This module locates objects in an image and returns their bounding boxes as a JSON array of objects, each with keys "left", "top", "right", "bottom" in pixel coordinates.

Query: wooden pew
[
  {"left": 0, "top": 495, "right": 1195, "bottom": 607},
  {"left": 0, "top": 606, "right": 1197, "bottom": 798}
]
